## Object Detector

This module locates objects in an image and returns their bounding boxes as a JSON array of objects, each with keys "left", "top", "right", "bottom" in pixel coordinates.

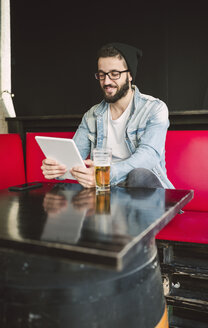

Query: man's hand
[
  {"left": 70, "top": 159, "right": 96, "bottom": 188},
  {"left": 41, "top": 158, "right": 67, "bottom": 179}
]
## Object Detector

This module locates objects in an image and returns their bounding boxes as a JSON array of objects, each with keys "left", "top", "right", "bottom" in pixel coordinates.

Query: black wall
[{"left": 10, "top": 0, "right": 208, "bottom": 117}]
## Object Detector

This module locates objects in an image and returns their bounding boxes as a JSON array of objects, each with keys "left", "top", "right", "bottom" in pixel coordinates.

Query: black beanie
[{"left": 108, "top": 42, "right": 142, "bottom": 83}]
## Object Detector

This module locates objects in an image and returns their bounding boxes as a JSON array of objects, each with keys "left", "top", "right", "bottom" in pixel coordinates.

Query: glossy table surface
[{"left": 0, "top": 183, "right": 193, "bottom": 269}]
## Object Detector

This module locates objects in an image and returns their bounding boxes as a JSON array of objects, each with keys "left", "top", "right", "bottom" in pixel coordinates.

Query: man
[{"left": 41, "top": 42, "right": 174, "bottom": 189}]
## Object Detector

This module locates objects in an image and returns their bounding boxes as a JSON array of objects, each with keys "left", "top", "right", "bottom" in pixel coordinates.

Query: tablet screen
[{"left": 35, "top": 136, "right": 85, "bottom": 180}]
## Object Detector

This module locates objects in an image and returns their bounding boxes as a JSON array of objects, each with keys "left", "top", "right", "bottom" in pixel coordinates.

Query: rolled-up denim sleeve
[{"left": 110, "top": 103, "right": 169, "bottom": 185}]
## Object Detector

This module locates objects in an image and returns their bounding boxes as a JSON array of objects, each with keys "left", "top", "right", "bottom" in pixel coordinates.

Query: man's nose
[{"left": 104, "top": 74, "right": 112, "bottom": 83}]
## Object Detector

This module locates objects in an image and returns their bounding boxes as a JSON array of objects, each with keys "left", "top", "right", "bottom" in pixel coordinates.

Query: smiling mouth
[{"left": 104, "top": 85, "right": 116, "bottom": 93}]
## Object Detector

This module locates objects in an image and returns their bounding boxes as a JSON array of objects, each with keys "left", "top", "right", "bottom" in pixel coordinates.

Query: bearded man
[{"left": 41, "top": 43, "right": 173, "bottom": 189}]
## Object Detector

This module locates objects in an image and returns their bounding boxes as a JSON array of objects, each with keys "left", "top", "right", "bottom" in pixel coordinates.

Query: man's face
[{"left": 97, "top": 56, "right": 132, "bottom": 103}]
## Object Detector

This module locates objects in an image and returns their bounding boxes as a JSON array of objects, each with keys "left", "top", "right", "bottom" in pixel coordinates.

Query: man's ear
[{"left": 128, "top": 72, "right": 133, "bottom": 82}]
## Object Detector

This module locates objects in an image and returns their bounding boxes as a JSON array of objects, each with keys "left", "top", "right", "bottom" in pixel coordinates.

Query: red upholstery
[
  {"left": 156, "top": 211, "right": 208, "bottom": 244},
  {"left": 156, "top": 130, "right": 208, "bottom": 244},
  {"left": 26, "top": 132, "right": 75, "bottom": 183},
  {"left": 165, "top": 130, "right": 208, "bottom": 211},
  {"left": 0, "top": 134, "right": 26, "bottom": 189}
]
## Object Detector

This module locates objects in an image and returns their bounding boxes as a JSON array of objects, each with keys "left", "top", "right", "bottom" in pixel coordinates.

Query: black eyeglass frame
[{"left": 95, "top": 69, "right": 129, "bottom": 81}]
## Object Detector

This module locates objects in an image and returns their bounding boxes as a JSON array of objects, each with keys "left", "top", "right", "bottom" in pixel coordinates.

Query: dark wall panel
[
  {"left": 167, "top": 2, "right": 208, "bottom": 110},
  {"left": 10, "top": 0, "right": 208, "bottom": 116}
]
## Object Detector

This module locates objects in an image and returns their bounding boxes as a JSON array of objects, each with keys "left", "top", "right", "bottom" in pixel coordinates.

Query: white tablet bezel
[{"left": 35, "top": 136, "right": 85, "bottom": 180}]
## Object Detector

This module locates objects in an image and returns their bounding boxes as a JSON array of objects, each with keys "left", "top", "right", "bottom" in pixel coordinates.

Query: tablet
[{"left": 35, "top": 136, "right": 85, "bottom": 180}]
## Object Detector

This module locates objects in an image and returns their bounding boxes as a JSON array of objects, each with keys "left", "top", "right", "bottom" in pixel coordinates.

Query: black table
[{"left": 0, "top": 183, "right": 193, "bottom": 327}]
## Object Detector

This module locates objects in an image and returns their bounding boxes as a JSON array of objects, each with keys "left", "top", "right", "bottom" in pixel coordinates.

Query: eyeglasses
[{"left": 95, "top": 70, "right": 129, "bottom": 81}]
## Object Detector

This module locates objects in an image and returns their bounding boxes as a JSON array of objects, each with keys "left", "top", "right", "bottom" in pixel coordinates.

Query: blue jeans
[{"left": 120, "top": 168, "right": 164, "bottom": 188}]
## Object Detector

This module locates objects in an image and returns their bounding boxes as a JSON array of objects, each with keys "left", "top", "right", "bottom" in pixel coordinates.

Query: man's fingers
[
  {"left": 71, "top": 169, "right": 94, "bottom": 183},
  {"left": 44, "top": 174, "right": 63, "bottom": 179},
  {"left": 42, "top": 170, "right": 67, "bottom": 179},
  {"left": 41, "top": 165, "right": 66, "bottom": 173},
  {"left": 41, "top": 163, "right": 66, "bottom": 171},
  {"left": 41, "top": 158, "right": 67, "bottom": 180},
  {"left": 42, "top": 158, "right": 58, "bottom": 165},
  {"left": 71, "top": 172, "right": 95, "bottom": 188},
  {"left": 70, "top": 163, "right": 96, "bottom": 188},
  {"left": 73, "top": 175, "right": 95, "bottom": 187},
  {"left": 84, "top": 159, "right": 94, "bottom": 167},
  {"left": 72, "top": 165, "right": 91, "bottom": 174}
]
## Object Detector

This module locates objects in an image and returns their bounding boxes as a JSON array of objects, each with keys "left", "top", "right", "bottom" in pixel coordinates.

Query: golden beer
[
  {"left": 95, "top": 166, "right": 110, "bottom": 191},
  {"left": 93, "top": 148, "right": 112, "bottom": 191}
]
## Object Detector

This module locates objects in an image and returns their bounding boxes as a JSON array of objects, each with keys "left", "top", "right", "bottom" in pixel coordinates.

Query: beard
[{"left": 102, "top": 76, "right": 130, "bottom": 103}]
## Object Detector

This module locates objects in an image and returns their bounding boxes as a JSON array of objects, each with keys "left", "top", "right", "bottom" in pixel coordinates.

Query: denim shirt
[{"left": 73, "top": 86, "right": 174, "bottom": 189}]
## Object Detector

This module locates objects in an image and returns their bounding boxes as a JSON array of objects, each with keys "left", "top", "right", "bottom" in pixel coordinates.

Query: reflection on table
[
  {"left": 0, "top": 182, "right": 193, "bottom": 328},
  {"left": 0, "top": 183, "right": 193, "bottom": 269}
]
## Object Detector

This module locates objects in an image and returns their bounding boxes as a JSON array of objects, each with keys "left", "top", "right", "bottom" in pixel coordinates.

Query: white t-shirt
[{"left": 106, "top": 97, "right": 133, "bottom": 163}]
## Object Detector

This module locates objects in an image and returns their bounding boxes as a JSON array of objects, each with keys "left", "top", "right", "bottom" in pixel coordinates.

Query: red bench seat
[
  {"left": 0, "top": 134, "right": 26, "bottom": 189},
  {"left": 156, "top": 130, "right": 208, "bottom": 244}
]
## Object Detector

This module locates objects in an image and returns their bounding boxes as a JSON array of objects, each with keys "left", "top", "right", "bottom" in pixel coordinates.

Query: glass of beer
[{"left": 93, "top": 148, "right": 112, "bottom": 191}]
